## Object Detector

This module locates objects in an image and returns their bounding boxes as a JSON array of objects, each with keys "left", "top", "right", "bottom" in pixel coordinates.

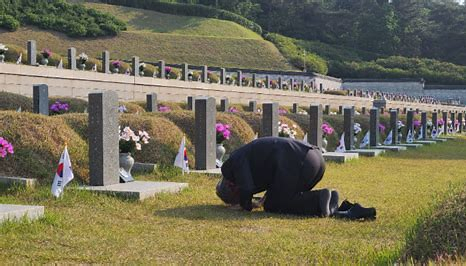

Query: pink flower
[
  {"left": 413, "top": 120, "right": 421, "bottom": 128},
  {"left": 322, "top": 123, "right": 334, "bottom": 136},
  {"left": 0, "top": 137, "right": 14, "bottom": 158}
]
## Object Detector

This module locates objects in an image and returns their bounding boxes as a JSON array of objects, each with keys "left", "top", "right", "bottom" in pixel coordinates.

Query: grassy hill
[{"left": 0, "top": 3, "right": 292, "bottom": 70}]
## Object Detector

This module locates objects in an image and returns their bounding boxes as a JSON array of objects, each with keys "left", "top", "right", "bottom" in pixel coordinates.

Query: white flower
[
  {"left": 77, "top": 53, "right": 88, "bottom": 61},
  {"left": 135, "top": 143, "right": 142, "bottom": 150},
  {"left": 0, "top": 44, "right": 8, "bottom": 52}
]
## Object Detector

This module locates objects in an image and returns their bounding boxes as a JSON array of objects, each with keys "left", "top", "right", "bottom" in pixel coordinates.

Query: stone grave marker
[
  {"left": 33, "top": 84, "right": 49, "bottom": 115},
  {"left": 195, "top": 97, "right": 216, "bottom": 170},
  {"left": 146, "top": 93, "right": 157, "bottom": 113},
  {"left": 88, "top": 91, "right": 119, "bottom": 186},
  {"left": 261, "top": 103, "right": 278, "bottom": 137}
]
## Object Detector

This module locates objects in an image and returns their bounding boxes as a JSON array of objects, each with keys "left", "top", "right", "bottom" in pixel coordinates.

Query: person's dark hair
[{"left": 216, "top": 178, "right": 240, "bottom": 205}]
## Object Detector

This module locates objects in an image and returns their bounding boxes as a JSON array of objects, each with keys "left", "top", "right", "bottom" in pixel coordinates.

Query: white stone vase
[
  {"left": 322, "top": 137, "right": 328, "bottom": 153},
  {"left": 216, "top": 143, "right": 226, "bottom": 162},
  {"left": 41, "top": 58, "right": 49, "bottom": 66},
  {"left": 113, "top": 68, "right": 119, "bottom": 74},
  {"left": 0, "top": 54, "right": 5, "bottom": 63},
  {"left": 80, "top": 63, "right": 86, "bottom": 71},
  {"left": 119, "top": 153, "right": 135, "bottom": 176}
]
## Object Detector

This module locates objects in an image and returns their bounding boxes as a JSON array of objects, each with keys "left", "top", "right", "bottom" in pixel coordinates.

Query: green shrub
[
  {"left": 0, "top": 92, "right": 32, "bottom": 112},
  {"left": 0, "top": 112, "right": 89, "bottom": 182},
  {"left": 265, "top": 33, "right": 328, "bottom": 75},
  {"left": 0, "top": 14, "right": 20, "bottom": 31},
  {"left": 0, "top": 0, "right": 126, "bottom": 37}
]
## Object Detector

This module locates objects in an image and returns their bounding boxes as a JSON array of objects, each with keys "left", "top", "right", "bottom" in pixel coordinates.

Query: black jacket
[{"left": 221, "top": 137, "right": 322, "bottom": 211}]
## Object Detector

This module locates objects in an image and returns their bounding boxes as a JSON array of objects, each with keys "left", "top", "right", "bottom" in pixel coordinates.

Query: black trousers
[{"left": 263, "top": 149, "right": 326, "bottom": 216}]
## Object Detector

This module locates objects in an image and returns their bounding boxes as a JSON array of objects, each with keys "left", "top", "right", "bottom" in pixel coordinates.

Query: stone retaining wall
[{"left": 1, "top": 64, "right": 464, "bottom": 112}]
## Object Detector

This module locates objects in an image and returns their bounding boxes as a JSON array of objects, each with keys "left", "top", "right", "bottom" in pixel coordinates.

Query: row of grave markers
[
  {"left": 22, "top": 40, "right": 323, "bottom": 91},
  {"left": 30, "top": 85, "right": 464, "bottom": 180}
]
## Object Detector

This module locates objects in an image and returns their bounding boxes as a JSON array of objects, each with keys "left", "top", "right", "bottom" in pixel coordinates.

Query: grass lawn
[
  {"left": 0, "top": 3, "right": 292, "bottom": 70},
  {"left": 85, "top": 3, "right": 262, "bottom": 39},
  {"left": 0, "top": 137, "right": 465, "bottom": 263}
]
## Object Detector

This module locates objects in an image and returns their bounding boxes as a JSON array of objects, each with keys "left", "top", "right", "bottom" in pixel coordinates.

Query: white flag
[
  {"left": 125, "top": 68, "right": 131, "bottom": 75},
  {"left": 406, "top": 130, "right": 414, "bottom": 143},
  {"left": 384, "top": 131, "right": 393, "bottom": 145},
  {"left": 438, "top": 126, "right": 444, "bottom": 136},
  {"left": 57, "top": 59, "right": 63, "bottom": 69},
  {"left": 16, "top": 106, "right": 22, "bottom": 113},
  {"left": 51, "top": 146, "right": 74, "bottom": 198},
  {"left": 335, "top": 133, "right": 346, "bottom": 153},
  {"left": 431, "top": 127, "right": 438, "bottom": 139},
  {"left": 360, "top": 131, "right": 370, "bottom": 149},
  {"left": 174, "top": 136, "right": 189, "bottom": 174},
  {"left": 417, "top": 127, "right": 424, "bottom": 140},
  {"left": 253, "top": 132, "right": 258, "bottom": 140},
  {"left": 302, "top": 133, "right": 308, "bottom": 144},
  {"left": 92, "top": 64, "right": 97, "bottom": 72},
  {"left": 16, "top": 53, "right": 22, "bottom": 64}
]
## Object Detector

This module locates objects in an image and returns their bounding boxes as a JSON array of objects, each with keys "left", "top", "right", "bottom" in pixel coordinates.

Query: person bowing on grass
[{"left": 216, "top": 137, "right": 376, "bottom": 220}]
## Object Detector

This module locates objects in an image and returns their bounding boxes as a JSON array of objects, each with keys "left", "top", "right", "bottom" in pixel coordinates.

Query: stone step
[
  {"left": 346, "top": 149, "right": 385, "bottom": 157},
  {"left": 0, "top": 204, "right": 44, "bottom": 223},
  {"left": 80, "top": 181, "right": 188, "bottom": 201},
  {"left": 397, "top": 143, "right": 423, "bottom": 148},
  {"left": 323, "top": 152, "right": 359, "bottom": 163},
  {"left": 0, "top": 176, "right": 37, "bottom": 188},
  {"left": 373, "top": 145, "right": 407, "bottom": 152}
]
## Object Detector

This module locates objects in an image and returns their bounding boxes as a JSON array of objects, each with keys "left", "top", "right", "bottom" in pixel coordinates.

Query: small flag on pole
[
  {"left": 417, "top": 126, "right": 423, "bottom": 140},
  {"left": 253, "top": 132, "right": 258, "bottom": 140},
  {"left": 57, "top": 59, "right": 63, "bottom": 69},
  {"left": 16, "top": 106, "right": 22, "bottom": 113},
  {"left": 406, "top": 130, "right": 414, "bottom": 143},
  {"left": 383, "top": 131, "right": 393, "bottom": 145},
  {"left": 51, "top": 145, "right": 74, "bottom": 198},
  {"left": 335, "top": 133, "right": 346, "bottom": 153},
  {"left": 174, "top": 136, "right": 189, "bottom": 174},
  {"left": 92, "top": 64, "right": 97, "bottom": 72},
  {"left": 16, "top": 53, "right": 22, "bottom": 64},
  {"left": 302, "top": 133, "right": 308, "bottom": 144},
  {"left": 431, "top": 126, "right": 438, "bottom": 139},
  {"left": 360, "top": 131, "right": 370, "bottom": 149}
]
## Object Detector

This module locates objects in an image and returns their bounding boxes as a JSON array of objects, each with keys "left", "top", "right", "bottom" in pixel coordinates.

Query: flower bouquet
[
  {"left": 41, "top": 48, "right": 52, "bottom": 65},
  {"left": 0, "top": 137, "right": 14, "bottom": 158},
  {"left": 50, "top": 100, "right": 69, "bottom": 115},
  {"left": 321, "top": 122, "right": 334, "bottom": 153},
  {"left": 77, "top": 53, "right": 88, "bottom": 70},
  {"left": 119, "top": 126, "right": 150, "bottom": 154},
  {"left": 158, "top": 105, "right": 171, "bottom": 112},
  {"left": 278, "top": 122, "right": 297, "bottom": 139},
  {"left": 0, "top": 43, "right": 8, "bottom": 63},
  {"left": 216, "top": 123, "right": 231, "bottom": 163},
  {"left": 112, "top": 60, "right": 122, "bottom": 73}
]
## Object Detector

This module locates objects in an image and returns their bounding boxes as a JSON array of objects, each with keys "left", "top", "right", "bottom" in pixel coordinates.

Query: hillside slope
[{"left": 0, "top": 3, "right": 292, "bottom": 70}]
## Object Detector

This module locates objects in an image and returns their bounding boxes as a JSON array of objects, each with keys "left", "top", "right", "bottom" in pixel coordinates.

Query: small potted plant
[
  {"left": 77, "top": 53, "right": 88, "bottom": 70},
  {"left": 41, "top": 48, "right": 52, "bottom": 66},
  {"left": 119, "top": 126, "right": 150, "bottom": 177},
  {"left": 278, "top": 122, "right": 297, "bottom": 139},
  {"left": 0, "top": 43, "right": 8, "bottom": 63},
  {"left": 112, "top": 60, "right": 122, "bottom": 74},
  {"left": 49, "top": 100, "right": 70, "bottom": 115},
  {"left": 216, "top": 123, "right": 231, "bottom": 163},
  {"left": 0, "top": 137, "right": 14, "bottom": 158},
  {"left": 321, "top": 122, "right": 334, "bottom": 153}
]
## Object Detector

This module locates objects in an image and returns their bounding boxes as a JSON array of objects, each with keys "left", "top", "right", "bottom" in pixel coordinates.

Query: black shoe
[
  {"left": 346, "top": 203, "right": 376, "bottom": 220},
  {"left": 338, "top": 199, "right": 355, "bottom": 212}
]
